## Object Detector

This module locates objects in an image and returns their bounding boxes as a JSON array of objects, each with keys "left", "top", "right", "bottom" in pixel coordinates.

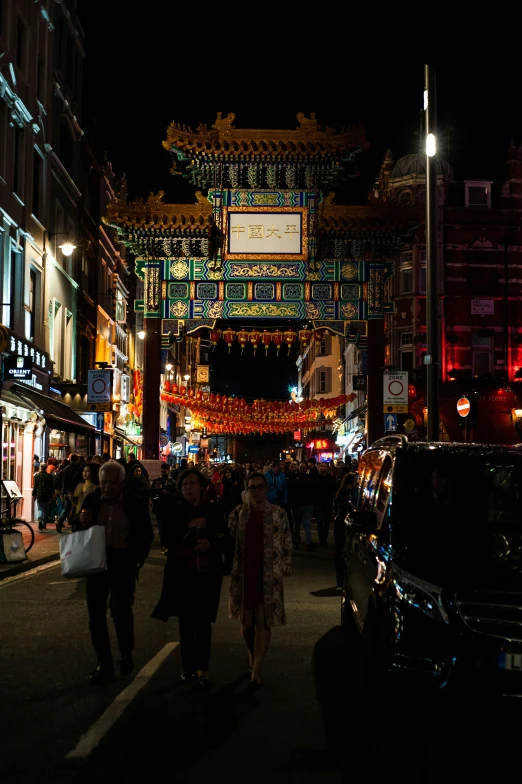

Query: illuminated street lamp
[
  {"left": 183, "top": 374, "right": 190, "bottom": 381},
  {"left": 59, "top": 242, "right": 76, "bottom": 256},
  {"left": 137, "top": 330, "right": 146, "bottom": 340},
  {"left": 165, "top": 363, "right": 173, "bottom": 372}
]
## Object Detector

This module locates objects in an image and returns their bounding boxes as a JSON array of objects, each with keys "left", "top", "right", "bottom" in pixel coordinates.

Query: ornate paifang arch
[{"left": 104, "top": 113, "right": 415, "bottom": 457}]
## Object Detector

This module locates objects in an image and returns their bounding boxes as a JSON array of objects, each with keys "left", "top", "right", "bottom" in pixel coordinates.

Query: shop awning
[
  {"left": 6, "top": 384, "right": 96, "bottom": 433},
  {"left": 346, "top": 405, "right": 367, "bottom": 422}
]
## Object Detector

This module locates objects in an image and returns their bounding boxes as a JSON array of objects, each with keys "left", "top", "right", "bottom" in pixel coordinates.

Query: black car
[{"left": 341, "top": 436, "right": 522, "bottom": 695}]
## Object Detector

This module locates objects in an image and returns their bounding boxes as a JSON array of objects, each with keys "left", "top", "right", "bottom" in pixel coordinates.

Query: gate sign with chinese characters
[
  {"left": 87, "top": 369, "right": 112, "bottom": 411},
  {"left": 224, "top": 208, "right": 307, "bottom": 260},
  {"left": 383, "top": 371, "right": 408, "bottom": 413}
]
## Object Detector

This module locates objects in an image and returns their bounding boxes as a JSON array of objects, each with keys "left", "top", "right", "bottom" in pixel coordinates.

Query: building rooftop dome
[{"left": 391, "top": 153, "right": 454, "bottom": 181}]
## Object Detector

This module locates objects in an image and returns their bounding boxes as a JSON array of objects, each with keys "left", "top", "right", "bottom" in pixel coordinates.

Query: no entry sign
[
  {"left": 457, "top": 397, "right": 471, "bottom": 417},
  {"left": 383, "top": 371, "right": 408, "bottom": 412}
]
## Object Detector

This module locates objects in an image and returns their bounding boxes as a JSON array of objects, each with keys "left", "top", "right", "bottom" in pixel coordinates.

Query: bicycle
[{"left": 0, "top": 497, "right": 35, "bottom": 555}]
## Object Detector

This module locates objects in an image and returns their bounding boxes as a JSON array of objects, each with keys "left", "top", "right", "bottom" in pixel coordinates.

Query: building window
[
  {"left": 400, "top": 266, "right": 413, "bottom": 294},
  {"left": 32, "top": 149, "right": 43, "bottom": 221},
  {"left": 319, "top": 337, "right": 327, "bottom": 355},
  {"left": 13, "top": 125, "right": 25, "bottom": 198},
  {"left": 64, "top": 310, "right": 73, "bottom": 380},
  {"left": 465, "top": 180, "right": 492, "bottom": 209},
  {"left": 400, "top": 332, "right": 413, "bottom": 346},
  {"left": 419, "top": 264, "right": 427, "bottom": 293},
  {"left": 473, "top": 351, "right": 492, "bottom": 378},
  {"left": 115, "top": 290, "right": 126, "bottom": 323},
  {"left": 319, "top": 369, "right": 327, "bottom": 393},
  {"left": 15, "top": 16, "right": 27, "bottom": 72},
  {"left": 400, "top": 351, "right": 413, "bottom": 371},
  {"left": 28, "top": 269, "right": 37, "bottom": 341}
]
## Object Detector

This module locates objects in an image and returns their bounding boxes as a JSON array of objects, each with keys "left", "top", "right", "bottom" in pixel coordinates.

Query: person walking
[
  {"left": 126, "top": 461, "right": 151, "bottom": 501},
  {"left": 316, "top": 462, "right": 336, "bottom": 546},
  {"left": 288, "top": 461, "right": 316, "bottom": 550},
  {"left": 151, "top": 463, "right": 176, "bottom": 548},
  {"left": 54, "top": 453, "right": 83, "bottom": 532},
  {"left": 264, "top": 459, "right": 288, "bottom": 510},
  {"left": 219, "top": 467, "right": 242, "bottom": 518},
  {"left": 152, "top": 468, "right": 229, "bottom": 689},
  {"left": 32, "top": 462, "right": 55, "bottom": 529},
  {"left": 79, "top": 460, "right": 153, "bottom": 684},
  {"left": 333, "top": 472, "right": 356, "bottom": 589},
  {"left": 228, "top": 472, "right": 292, "bottom": 688},
  {"left": 70, "top": 463, "right": 99, "bottom": 530},
  {"left": 33, "top": 454, "right": 40, "bottom": 474}
]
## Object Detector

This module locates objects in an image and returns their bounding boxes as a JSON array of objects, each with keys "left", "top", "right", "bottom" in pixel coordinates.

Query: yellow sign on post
[{"left": 383, "top": 404, "right": 408, "bottom": 414}]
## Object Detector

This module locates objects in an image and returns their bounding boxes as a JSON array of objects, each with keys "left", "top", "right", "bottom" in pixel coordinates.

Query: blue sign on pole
[{"left": 384, "top": 413, "right": 397, "bottom": 432}]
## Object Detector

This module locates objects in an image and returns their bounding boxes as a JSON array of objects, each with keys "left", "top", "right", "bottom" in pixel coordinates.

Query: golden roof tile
[
  {"left": 163, "top": 112, "right": 369, "bottom": 158},
  {"left": 103, "top": 191, "right": 212, "bottom": 232}
]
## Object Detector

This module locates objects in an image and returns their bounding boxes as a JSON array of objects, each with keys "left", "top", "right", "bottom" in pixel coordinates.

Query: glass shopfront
[{"left": 48, "top": 428, "right": 91, "bottom": 460}]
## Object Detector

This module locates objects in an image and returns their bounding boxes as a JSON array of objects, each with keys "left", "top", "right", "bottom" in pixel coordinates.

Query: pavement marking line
[
  {"left": 65, "top": 642, "right": 179, "bottom": 760},
  {"left": 0, "top": 560, "right": 59, "bottom": 588}
]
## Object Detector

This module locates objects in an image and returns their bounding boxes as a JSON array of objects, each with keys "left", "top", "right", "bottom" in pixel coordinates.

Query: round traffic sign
[
  {"left": 457, "top": 397, "right": 471, "bottom": 417},
  {"left": 92, "top": 378, "right": 107, "bottom": 394},
  {"left": 388, "top": 379, "right": 404, "bottom": 396},
  {"left": 403, "top": 417, "right": 416, "bottom": 432},
  {"left": 172, "top": 442, "right": 183, "bottom": 454}
]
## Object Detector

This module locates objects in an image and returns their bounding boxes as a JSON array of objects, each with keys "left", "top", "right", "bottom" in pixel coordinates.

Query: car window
[
  {"left": 357, "top": 450, "right": 386, "bottom": 512},
  {"left": 374, "top": 456, "right": 393, "bottom": 528}
]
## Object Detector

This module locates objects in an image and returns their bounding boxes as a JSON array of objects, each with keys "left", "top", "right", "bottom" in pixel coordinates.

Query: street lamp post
[{"left": 425, "top": 64, "right": 440, "bottom": 442}]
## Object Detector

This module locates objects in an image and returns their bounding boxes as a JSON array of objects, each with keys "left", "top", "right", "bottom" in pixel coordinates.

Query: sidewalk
[{"left": 0, "top": 522, "right": 62, "bottom": 580}]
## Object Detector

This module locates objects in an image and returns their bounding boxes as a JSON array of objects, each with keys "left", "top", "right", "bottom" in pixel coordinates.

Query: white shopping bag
[
  {"left": 2, "top": 531, "right": 26, "bottom": 562},
  {"left": 60, "top": 525, "right": 107, "bottom": 579}
]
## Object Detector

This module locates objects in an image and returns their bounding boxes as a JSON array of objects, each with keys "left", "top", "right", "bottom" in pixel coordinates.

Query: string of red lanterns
[
  {"left": 160, "top": 384, "right": 356, "bottom": 435},
  {"left": 209, "top": 327, "right": 323, "bottom": 354}
]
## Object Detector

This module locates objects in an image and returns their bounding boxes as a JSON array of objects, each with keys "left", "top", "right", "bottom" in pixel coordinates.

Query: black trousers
[
  {"left": 178, "top": 614, "right": 212, "bottom": 673},
  {"left": 85, "top": 550, "right": 136, "bottom": 668}
]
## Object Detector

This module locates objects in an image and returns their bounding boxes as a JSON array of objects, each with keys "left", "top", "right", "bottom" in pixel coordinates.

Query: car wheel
[{"left": 362, "top": 601, "right": 394, "bottom": 685}]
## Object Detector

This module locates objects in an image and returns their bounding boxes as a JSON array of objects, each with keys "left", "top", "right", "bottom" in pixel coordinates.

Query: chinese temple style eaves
[{"left": 103, "top": 112, "right": 416, "bottom": 458}]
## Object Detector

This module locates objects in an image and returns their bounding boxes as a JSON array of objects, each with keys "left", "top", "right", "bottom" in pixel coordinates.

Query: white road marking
[
  {"left": 66, "top": 642, "right": 179, "bottom": 759},
  {"left": 0, "top": 560, "right": 59, "bottom": 588}
]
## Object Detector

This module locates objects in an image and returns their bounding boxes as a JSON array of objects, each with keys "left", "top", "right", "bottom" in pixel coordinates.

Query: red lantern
[
  {"left": 223, "top": 328, "right": 236, "bottom": 352},
  {"left": 284, "top": 329, "right": 297, "bottom": 352},
  {"left": 298, "top": 328, "right": 312, "bottom": 348},
  {"left": 180, "top": 385, "right": 186, "bottom": 396},
  {"left": 237, "top": 329, "right": 249, "bottom": 354},
  {"left": 249, "top": 330, "right": 261, "bottom": 354},
  {"left": 188, "top": 387, "right": 195, "bottom": 398},
  {"left": 272, "top": 329, "right": 284, "bottom": 355},
  {"left": 261, "top": 331, "right": 272, "bottom": 356},
  {"left": 172, "top": 383, "right": 179, "bottom": 394},
  {"left": 210, "top": 329, "right": 221, "bottom": 349},
  {"left": 164, "top": 380, "right": 171, "bottom": 392}
]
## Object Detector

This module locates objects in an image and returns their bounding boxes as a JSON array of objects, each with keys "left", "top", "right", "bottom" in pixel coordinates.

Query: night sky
[{"left": 78, "top": 6, "right": 522, "bottom": 400}]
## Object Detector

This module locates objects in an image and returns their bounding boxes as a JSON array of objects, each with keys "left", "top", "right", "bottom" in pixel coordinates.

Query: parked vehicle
[{"left": 341, "top": 435, "right": 522, "bottom": 695}]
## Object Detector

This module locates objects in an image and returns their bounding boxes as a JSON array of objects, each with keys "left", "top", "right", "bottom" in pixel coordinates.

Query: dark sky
[{"left": 78, "top": 7, "right": 522, "bottom": 399}]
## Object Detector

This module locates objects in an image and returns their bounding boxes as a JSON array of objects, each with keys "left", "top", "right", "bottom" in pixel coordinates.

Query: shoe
[
  {"left": 247, "top": 678, "right": 262, "bottom": 690},
  {"left": 180, "top": 671, "right": 195, "bottom": 683},
  {"left": 38, "top": 521, "right": 43, "bottom": 530},
  {"left": 118, "top": 653, "right": 134, "bottom": 676},
  {"left": 90, "top": 666, "right": 114, "bottom": 685},
  {"left": 306, "top": 542, "right": 317, "bottom": 551},
  {"left": 197, "top": 676, "right": 210, "bottom": 690},
  {"left": 56, "top": 522, "right": 63, "bottom": 533}
]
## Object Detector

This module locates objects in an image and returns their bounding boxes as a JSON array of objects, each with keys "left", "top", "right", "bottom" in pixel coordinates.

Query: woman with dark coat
[{"left": 151, "top": 468, "right": 230, "bottom": 688}]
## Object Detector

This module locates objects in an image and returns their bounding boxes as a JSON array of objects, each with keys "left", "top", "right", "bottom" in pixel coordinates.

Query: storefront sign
[
  {"left": 6, "top": 332, "right": 49, "bottom": 370},
  {"left": 3, "top": 356, "right": 32, "bottom": 378},
  {"left": 87, "top": 369, "right": 112, "bottom": 411},
  {"left": 196, "top": 365, "right": 210, "bottom": 383},
  {"left": 352, "top": 375, "right": 367, "bottom": 391},
  {"left": 471, "top": 299, "right": 494, "bottom": 315}
]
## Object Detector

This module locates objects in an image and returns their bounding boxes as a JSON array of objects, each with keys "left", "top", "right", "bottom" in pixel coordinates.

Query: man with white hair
[{"left": 79, "top": 460, "right": 153, "bottom": 684}]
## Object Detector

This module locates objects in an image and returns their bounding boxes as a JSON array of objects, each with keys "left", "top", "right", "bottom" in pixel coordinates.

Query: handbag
[
  {"left": 60, "top": 525, "right": 107, "bottom": 578},
  {"left": 0, "top": 531, "right": 26, "bottom": 563}
]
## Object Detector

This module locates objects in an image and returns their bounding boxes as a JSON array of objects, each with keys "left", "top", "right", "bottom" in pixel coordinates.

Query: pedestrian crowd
[{"left": 44, "top": 450, "right": 358, "bottom": 692}]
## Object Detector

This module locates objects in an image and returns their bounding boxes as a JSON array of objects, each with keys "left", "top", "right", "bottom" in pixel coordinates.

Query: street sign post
[
  {"left": 383, "top": 371, "right": 408, "bottom": 414},
  {"left": 457, "top": 397, "right": 470, "bottom": 417},
  {"left": 384, "top": 413, "right": 397, "bottom": 432},
  {"left": 87, "top": 369, "right": 112, "bottom": 412}
]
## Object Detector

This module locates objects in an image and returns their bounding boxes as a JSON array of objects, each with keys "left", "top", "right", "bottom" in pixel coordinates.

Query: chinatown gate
[{"left": 106, "top": 113, "right": 410, "bottom": 459}]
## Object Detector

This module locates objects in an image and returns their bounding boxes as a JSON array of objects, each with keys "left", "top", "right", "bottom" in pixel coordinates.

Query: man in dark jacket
[
  {"left": 54, "top": 454, "right": 82, "bottom": 532},
  {"left": 32, "top": 462, "right": 55, "bottom": 529},
  {"left": 316, "top": 462, "right": 336, "bottom": 545},
  {"left": 287, "top": 461, "right": 316, "bottom": 550},
  {"left": 79, "top": 460, "right": 153, "bottom": 684}
]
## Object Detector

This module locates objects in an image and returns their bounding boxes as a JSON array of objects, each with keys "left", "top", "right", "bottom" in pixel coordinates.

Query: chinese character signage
[
  {"left": 224, "top": 207, "right": 308, "bottom": 260},
  {"left": 3, "top": 356, "right": 32, "bottom": 379}
]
